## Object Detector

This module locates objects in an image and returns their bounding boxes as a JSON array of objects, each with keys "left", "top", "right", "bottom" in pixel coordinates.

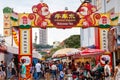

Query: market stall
[{"left": 73, "top": 48, "right": 105, "bottom": 64}]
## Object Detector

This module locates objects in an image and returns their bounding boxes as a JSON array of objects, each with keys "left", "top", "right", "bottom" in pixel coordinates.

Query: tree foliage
[
  {"left": 64, "top": 35, "right": 80, "bottom": 48},
  {"left": 33, "top": 43, "right": 53, "bottom": 51}
]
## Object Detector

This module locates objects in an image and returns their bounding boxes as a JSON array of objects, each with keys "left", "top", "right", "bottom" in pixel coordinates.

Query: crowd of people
[
  {"left": 0, "top": 57, "right": 26, "bottom": 80},
  {"left": 29, "top": 59, "right": 120, "bottom": 80},
  {"left": 0, "top": 58, "right": 120, "bottom": 80}
]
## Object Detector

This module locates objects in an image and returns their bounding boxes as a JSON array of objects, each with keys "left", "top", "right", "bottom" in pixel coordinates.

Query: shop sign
[
  {"left": 50, "top": 11, "right": 80, "bottom": 28},
  {"left": 100, "top": 29, "right": 109, "bottom": 51},
  {"left": 22, "top": 30, "right": 29, "bottom": 54},
  {"left": 20, "top": 29, "right": 31, "bottom": 55}
]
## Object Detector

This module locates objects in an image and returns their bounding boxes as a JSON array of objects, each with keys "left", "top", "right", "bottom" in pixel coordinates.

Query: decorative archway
[{"left": 3, "top": 1, "right": 119, "bottom": 79}]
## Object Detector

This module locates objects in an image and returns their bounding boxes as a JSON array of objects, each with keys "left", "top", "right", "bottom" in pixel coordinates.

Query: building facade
[{"left": 39, "top": 28, "right": 48, "bottom": 45}]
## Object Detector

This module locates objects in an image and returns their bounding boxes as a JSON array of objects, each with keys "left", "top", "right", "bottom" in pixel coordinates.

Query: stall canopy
[
  {"left": 80, "top": 48, "right": 105, "bottom": 56},
  {"left": 52, "top": 48, "right": 81, "bottom": 58}
]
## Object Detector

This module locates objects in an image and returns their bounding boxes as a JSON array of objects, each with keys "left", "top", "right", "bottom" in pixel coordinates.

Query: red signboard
[{"left": 50, "top": 11, "right": 80, "bottom": 28}]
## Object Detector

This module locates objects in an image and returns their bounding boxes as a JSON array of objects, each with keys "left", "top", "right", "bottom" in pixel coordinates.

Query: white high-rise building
[{"left": 39, "top": 28, "right": 47, "bottom": 45}]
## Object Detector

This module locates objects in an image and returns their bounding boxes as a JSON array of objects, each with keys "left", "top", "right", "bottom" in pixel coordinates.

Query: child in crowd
[{"left": 59, "top": 70, "right": 65, "bottom": 80}]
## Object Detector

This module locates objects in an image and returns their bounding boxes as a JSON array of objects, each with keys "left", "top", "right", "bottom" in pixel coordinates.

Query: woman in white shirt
[
  {"left": 51, "top": 62, "right": 57, "bottom": 80},
  {"left": 104, "top": 60, "right": 111, "bottom": 80}
]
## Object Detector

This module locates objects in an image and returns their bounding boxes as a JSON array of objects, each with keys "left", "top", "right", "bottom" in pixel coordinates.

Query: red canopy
[{"left": 80, "top": 48, "right": 105, "bottom": 56}]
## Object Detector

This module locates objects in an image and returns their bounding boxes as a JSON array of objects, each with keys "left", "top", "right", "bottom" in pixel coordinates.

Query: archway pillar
[{"left": 18, "top": 15, "right": 32, "bottom": 80}]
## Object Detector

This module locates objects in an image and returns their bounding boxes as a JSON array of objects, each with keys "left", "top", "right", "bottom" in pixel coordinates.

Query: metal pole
[{"left": 113, "top": 52, "right": 116, "bottom": 67}]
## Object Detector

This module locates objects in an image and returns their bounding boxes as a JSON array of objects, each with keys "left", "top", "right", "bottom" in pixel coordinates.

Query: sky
[{"left": 0, "top": 0, "right": 85, "bottom": 45}]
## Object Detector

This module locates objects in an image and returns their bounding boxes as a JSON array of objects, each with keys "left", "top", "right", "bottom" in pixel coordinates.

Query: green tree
[
  {"left": 33, "top": 43, "right": 53, "bottom": 51},
  {"left": 64, "top": 35, "right": 80, "bottom": 48}
]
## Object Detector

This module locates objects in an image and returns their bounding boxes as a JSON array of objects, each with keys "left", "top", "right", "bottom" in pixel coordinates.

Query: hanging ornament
[
  {"left": 19, "top": 16, "right": 31, "bottom": 29},
  {"left": 99, "top": 16, "right": 110, "bottom": 28}
]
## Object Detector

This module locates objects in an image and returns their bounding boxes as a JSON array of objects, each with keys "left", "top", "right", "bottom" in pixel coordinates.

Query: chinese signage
[
  {"left": 19, "top": 29, "right": 32, "bottom": 55},
  {"left": 100, "top": 29, "right": 109, "bottom": 51},
  {"left": 50, "top": 11, "right": 80, "bottom": 28}
]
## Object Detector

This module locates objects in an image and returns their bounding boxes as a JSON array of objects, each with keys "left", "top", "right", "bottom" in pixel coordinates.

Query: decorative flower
[{"left": 99, "top": 16, "right": 110, "bottom": 28}]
